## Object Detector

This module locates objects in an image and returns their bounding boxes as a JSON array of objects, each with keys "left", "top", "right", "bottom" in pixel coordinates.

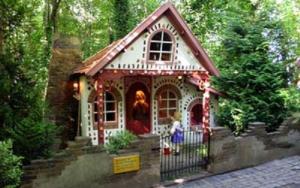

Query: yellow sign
[{"left": 113, "top": 154, "right": 140, "bottom": 174}]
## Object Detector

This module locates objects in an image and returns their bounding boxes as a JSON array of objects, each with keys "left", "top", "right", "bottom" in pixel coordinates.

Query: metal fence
[{"left": 160, "top": 130, "right": 210, "bottom": 181}]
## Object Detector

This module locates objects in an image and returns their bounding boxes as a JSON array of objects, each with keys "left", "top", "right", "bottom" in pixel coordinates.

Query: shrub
[
  {"left": 105, "top": 130, "right": 137, "bottom": 154},
  {"left": 279, "top": 87, "right": 300, "bottom": 113},
  {"left": 10, "top": 112, "right": 59, "bottom": 164},
  {"left": 0, "top": 140, "right": 23, "bottom": 188},
  {"left": 217, "top": 100, "right": 255, "bottom": 135}
]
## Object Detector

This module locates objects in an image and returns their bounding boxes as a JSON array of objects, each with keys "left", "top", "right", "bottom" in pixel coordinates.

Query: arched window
[
  {"left": 148, "top": 31, "right": 173, "bottom": 62},
  {"left": 158, "top": 89, "right": 178, "bottom": 119}
]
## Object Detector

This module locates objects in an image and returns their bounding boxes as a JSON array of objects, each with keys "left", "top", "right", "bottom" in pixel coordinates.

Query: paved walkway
[{"left": 170, "top": 155, "right": 300, "bottom": 188}]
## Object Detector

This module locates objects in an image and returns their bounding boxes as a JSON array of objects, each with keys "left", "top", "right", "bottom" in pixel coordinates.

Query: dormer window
[{"left": 149, "top": 31, "right": 173, "bottom": 62}]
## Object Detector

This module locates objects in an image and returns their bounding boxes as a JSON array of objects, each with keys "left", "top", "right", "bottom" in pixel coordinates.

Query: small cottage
[{"left": 72, "top": 2, "right": 221, "bottom": 145}]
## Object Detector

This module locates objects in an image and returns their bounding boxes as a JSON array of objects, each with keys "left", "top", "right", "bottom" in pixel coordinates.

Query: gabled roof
[{"left": 73, "top": 2, "right": 220, "bottom": 76}]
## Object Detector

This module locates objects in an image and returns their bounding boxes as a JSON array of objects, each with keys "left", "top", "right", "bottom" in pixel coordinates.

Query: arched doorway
[{"left": 126, "top": 82, "right": 151, "bottom": 135}]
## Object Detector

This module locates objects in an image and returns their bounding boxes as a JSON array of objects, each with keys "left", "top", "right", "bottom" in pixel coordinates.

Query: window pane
[
  {"left": 149, "top": 52, "right": 160, "bottom": 61},
  {"left": 159, "top": 110, "right": 167, "bottom": 118},
  {"left": 163, "top": 33, "right": 172, "bottom": 41},
  {"left": 161, "top": 53, "right": 171, "bottom": 61},
  {"left": 169, "top": 109, "right": 176, "bottom": 117},
  {"left": 159, "top": 100, "right": 167, "bottom": 108},
  {"left": 162, "top": 43, "right": 172, "bottom": 51},
  {"left": 169, "top": 100, "right": 177, "bottom": 108},
  {"left": 105, "top": 92, "right": 114, "bottom": 101},
  {"left": 106, "top": 113, "right": 115, "bottom": 121},
  {"left": 168, "top": 91, "right": 176, "bottom": 99},
  {"left": 94, "top": 103, "right": 98, "bottom": 111},
  {"left": 94, "top": 114, "right": 98, "bottom": 122},
  {"left": 152, "top": 32, "right": 162, "bottom": 40},
  {"left": 150, "top": 42, "right": 161, "bottom": 51},
  {"left": 160, "top": 91, "right": 168, "bottom": 98},
  {"left": 106, "top": 102, "right": 115, "bottom": 111}
]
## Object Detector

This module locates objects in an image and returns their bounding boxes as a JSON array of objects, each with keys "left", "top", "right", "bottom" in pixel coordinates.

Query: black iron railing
[{"left": 160, "top": 130, "right": 210, "bottom": 181}]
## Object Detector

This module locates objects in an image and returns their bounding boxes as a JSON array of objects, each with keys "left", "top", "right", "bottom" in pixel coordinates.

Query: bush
[
  {"left": 10, "top": 112, "right": 59, "bottom": 164},
  {"left": 217, "top": 100, "right": 255, "bottom": 135},
  {"left": 279, "top": 87, "right": 300, "bottom": 113},
  {"left": 0, "top": 140, "right": 23, "bottom": 188},
  {"left": 105, "top": 130, "right": 137, "bottom": 154}
]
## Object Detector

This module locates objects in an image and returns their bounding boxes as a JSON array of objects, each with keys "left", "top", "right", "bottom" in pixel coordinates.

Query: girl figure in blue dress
[{"left": 170, "top": 112, "right": 184, "bottom": 155}]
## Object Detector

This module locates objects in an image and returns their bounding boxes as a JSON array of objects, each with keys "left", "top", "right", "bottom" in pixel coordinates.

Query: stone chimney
[{"left": 46, "top": 34, "right": 82, "bottom": 148}]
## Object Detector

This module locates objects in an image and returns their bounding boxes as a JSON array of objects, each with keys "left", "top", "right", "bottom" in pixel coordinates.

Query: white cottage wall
[
  {"left": 79, "top": 76, "right": 99, "bottom": 145},
  {"left": 80, "top": 77, "right": 126, "bottom": 145}
]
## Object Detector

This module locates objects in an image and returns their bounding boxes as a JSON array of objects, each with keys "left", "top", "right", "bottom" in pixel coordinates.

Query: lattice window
[
  {"left": 149, "top": 31, "right": 173, "bottom": 62},
  {"left": 104, "top": 92, "right": 117, "bottom": 123},
  {"left": 93, "top": 91, "right": 118, "bottom": 129},
  {"left": 158, "top": 89, "right": 178, "bottom": 120}
]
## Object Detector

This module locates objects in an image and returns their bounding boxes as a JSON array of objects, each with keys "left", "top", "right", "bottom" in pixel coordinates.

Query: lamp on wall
[
  {"left": 73, "top": 82, "right": 79, "bottom": 91},
  {"left": 73, "top": 80, "right": 80, "bottom": 100},
  {"left": 73, "top": 81, "right": 79, "bottom": 91}
]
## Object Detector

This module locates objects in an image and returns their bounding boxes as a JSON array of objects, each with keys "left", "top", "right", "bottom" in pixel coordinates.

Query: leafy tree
[
  {"left": 214, "top": 2, "right": 288, "bottom": 133},
  {"left": 0, "top": 0, "right": 58, "bottom": 163},
  {"left": 0, "top": 140, "right": 23, "bottom": 188},
  {"left": 112, "top": 0, "right": 130, "bottom": 40}
]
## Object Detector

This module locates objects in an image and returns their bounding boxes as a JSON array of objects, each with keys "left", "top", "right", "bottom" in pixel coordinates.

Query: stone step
[
  {"left": 20, "top": 182, "right": 33, "bottom": 188},
  {"left": 53, "top": 151, "right": 72, "bottom": 160},
  {"left": 67, "top": 141, "right": 86, "bottom": 149},
  {"left": 81, "top": 145, "right": 104, "bottom": 154},
  {"left": 21, "top": 174, "right": 37, "bottom": 184},
  {"left": 65, "top": 147, "right": 85, "bottom": 156},
  {"left": 75, "top": 136, "right": 91, "bottom": 146}
]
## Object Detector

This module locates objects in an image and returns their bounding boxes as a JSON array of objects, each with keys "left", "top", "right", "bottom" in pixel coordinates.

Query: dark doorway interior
[{"left": 126, "top": 82, "right": 151, "bottom": 135}]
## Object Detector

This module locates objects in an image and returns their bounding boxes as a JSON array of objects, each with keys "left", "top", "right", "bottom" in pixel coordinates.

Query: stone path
[{"left": 170, "top": 155, "right": 300, "bottom": 188}]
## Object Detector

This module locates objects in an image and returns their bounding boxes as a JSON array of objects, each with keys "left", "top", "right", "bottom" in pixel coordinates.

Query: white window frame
[
  {"left": 104, "top": 92, "right": 117, "bottom": 123},
  {"left": 158, "top": 89, "right": 178, "bottom": 119},
  {"left": 149, "top": 31, "right": 173, "bottom": 63}
]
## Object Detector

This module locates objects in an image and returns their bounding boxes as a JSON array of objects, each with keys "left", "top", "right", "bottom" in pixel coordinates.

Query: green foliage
[
  {"left": 105, "top": 130, "right": 137, "bottom": 154},
  {"left": 279, "top": 87, "right": 300, "bottom": 113},
  {"left": 197, "top": 144, "right": 208, "bottom": 157},
  {"left": 217, "top": 101, "right": 255, "bottom": 135},
  {"left": 10, "top": 111, "right": 59, "bottom": 164},
  {"left": 211, "top": 2, "right": 290, "bottom": 134},
  {"left": 0, "top": 1, "right": 59, "bottom": 163},
  {"left": 0, "top": 140, "right": 23, "bottom": 188},
  {"left": 112, "top": 0, "right": 130, "bottom": 40}
]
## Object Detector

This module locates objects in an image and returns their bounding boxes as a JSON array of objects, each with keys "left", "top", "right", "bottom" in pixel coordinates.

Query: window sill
[
  {"left": 104, "top": 122, "right": 118, "bottom": 129},
  {"left": 158, "top": 117, "right": 172, "bottom": 125}
]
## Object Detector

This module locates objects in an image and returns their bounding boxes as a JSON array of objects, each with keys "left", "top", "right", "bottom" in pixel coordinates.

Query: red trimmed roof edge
[{"left": 75, "top": 2, "right": 220, "bottom": 77}]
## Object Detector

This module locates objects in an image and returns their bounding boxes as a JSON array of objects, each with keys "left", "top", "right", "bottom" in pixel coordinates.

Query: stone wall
[
  {"left": 22, "top": 134, "right": 160, "bottom": 188},
  {"left": 208, "top": 119, "right": 300, "bottom": 174}
]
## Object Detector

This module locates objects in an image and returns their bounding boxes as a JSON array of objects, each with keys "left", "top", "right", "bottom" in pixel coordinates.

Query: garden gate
[{"left": 160, "top": 130, "right": 210, "bottom": 181}]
